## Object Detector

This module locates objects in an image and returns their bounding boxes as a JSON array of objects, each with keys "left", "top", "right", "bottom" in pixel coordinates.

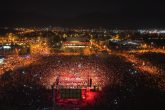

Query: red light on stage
[
  {"left": 82, "top": 96, "right": 86, "bottom": 99},
  {"left": 86, "top": 92, "right": 95, "bottom": 101},
  {"left": 81, "top": 89, "right": 87, "bottom": 100}
]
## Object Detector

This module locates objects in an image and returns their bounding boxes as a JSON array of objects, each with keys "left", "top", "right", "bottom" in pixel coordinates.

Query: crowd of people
[{"left": 0, "top": 52, "right": 165, "bottom": 110}]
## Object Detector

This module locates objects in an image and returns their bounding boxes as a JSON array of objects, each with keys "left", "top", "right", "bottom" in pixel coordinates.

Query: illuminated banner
[{"left": 59, "top": 76, "right": 89, "bottom": 87}]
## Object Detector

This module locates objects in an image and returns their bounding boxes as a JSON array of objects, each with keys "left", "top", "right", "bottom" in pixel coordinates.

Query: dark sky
[{"left": 0, "top": 0, "right": 165, "bottom": 28}]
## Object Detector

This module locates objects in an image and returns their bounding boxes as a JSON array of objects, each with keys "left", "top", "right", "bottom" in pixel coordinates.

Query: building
[{"left": 61, "top": 37, "right": 91, "bottom": 53}]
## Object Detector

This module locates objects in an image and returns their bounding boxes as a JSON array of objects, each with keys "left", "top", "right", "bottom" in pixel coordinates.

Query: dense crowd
[{"left": 0, "top": 53, "right": 165, "bottom": 110}]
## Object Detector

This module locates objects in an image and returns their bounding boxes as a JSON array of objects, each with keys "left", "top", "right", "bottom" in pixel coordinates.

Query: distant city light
[
  {"left": 0, "top": 58, "right": 4, "bottom": 64},
  {"left": 3, "top": 45, "right": 11, "bottom": 49}
]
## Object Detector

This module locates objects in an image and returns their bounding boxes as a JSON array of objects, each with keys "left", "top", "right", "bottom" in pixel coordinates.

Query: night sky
[{"left": 0, "top": 0, "right": 165, "bottom": 28}]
